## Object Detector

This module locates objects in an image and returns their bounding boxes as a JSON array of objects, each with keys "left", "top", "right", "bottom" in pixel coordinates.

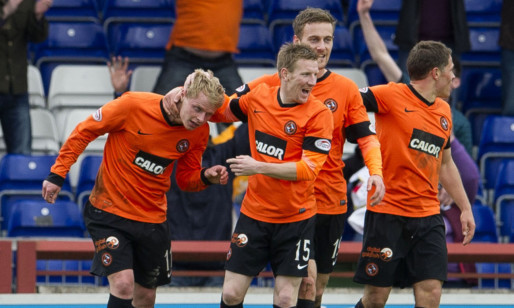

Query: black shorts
[
  {"left": 353, "top": 211, "right": 447, "bottom": 288},
  {"left": 313, "top": 213, "right": 346, "bottom": 274},
  {"left": 225, "top": 213, "right": 315, "bottom": 277},
  {"left": 83, "top": 202, "right": 172, "bottom": 288}
]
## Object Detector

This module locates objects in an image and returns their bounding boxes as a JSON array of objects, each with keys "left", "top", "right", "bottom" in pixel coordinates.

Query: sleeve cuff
[
  {"left": 46, "top": 172, "right": 65, "bottom": 187},
  {"left": 200, "top": 168, "right": 212, "bottom": 185}
]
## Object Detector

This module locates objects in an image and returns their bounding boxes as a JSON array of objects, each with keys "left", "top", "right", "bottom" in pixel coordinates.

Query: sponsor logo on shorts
[
  {"left": 408, "top": 129, "right": 445, "bottom": 158},
  {"left": 284, "top": 120, "right": 297, "bottom": 135},
  {"left": 380, "top": 247, "right": 393, "bottom": 262},
  {"left": 255, "top": 130, "right": 287, "bottom": 160},
  {"left": 361, "top": 246, "right": 381, "bottom": 259},
  {"left": 297, "top": 263, "right": 308, "bottom": 270},
  {"left": 102, "top": 252, "right": 112, "bottom": 266},
  {"left": 231, "top": 233, "right": 248, "bottom": 247},
  {"left": 94, "top": 238, "right": 107, "bottom": 253},
  {"left": 106, "top": 236, "right": 119, "bottom": 250},
  {"left": 365, "top": 263, "right": 378, "bottom": 276},
  {"left": 324, "top": 99, "right": 338, "bottom": 112},
  {"left": 133, "top": 150, "right": 173, "bottom": 175}
]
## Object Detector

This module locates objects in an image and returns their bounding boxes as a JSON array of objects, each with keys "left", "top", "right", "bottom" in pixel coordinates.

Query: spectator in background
[
  {"left": 0, "top": 0, "right": 52, "bottom": 154},
  {"left": 394, "top": 0, "right": 470, "bottom": 79},
  {"left": 357, "top": 0, "right": 472, "bottom": 155},
  {"left": 152, "top": 0, "right": 244, "bottom": 95},
  {"left": 500, "top": 0, "right": 514, "bottom": 116}
]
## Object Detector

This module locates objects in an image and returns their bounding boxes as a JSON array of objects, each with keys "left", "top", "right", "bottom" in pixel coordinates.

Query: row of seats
[{"left": 45, "top": 0, "right": 503, "bottom": 28}]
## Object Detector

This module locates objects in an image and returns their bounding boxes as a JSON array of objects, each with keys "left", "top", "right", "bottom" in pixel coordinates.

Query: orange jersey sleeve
[
  {"left": 166, "top": 0, "right": 242, "bottom": 52},
  {"left": 230, "top": 84, "right": 333, "bottom": 223},
  {"left": 361, "top": 83, "right": 452, "bottom": 217},
  {"left": 51, "top": 92, "right": 211, "bottom": 223}
]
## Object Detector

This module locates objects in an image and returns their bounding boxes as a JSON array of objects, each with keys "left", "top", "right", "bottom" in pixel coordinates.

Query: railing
[{"left": 1, "top": 240, "right": 514, "bottom": 293}]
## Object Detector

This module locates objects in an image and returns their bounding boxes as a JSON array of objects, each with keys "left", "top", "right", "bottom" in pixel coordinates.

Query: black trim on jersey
[
  {"left": 200, "top": 168, "right": 212, "bottom": 185},
  {"left": 46, "top": 172, "right": 65, "bottom": 187},
  {"left": 345, "top": 121, "right": 376, "bottom": 143},
  {"left": 360, "top": 88, "right": 378, "bottom": 112},
  {"left": 303, "top": 136, "right": 331, "bottom": 154},
  {"left": 277, "top": 89, "right": 300, "bottom": 108},
  {"left": 229, "top": 98, "right": 248, "bottom": 122},
  {"left": 235, "top": 84, "right": 251, "bottom": 96},
  {"left": 407, "top": 84, "right": 434, "bottom": 106},
  {"left": 445, "top": 136, "right": 451, "bottom": 149},
  {"left": 316, "top": 70, "right": 331, "bottom": 83}
]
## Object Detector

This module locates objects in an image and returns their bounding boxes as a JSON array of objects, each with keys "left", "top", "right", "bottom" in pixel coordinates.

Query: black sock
[
  {"left": 297, "top": 299, "right": 315, "bottom": 308},
  {"left": 355, "top": 298, "right": 364, "bottom": 308},
  {"left": 220, "top": 299, "right": 243, "bottom": 308},
  {"left": 107, "top": 293, "right": 134, "bottom": 308}
]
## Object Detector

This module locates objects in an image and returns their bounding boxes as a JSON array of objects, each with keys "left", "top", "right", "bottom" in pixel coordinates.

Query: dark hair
[
  {"left": 407, "top": 41, "right": 452, "bottom": 81},
  {"left": 292, "top": 7, "right": 336, "bottom": 39}
]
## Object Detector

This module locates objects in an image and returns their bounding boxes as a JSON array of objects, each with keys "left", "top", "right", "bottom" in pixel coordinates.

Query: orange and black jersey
[
  {"left": 360, "top": 83, "right": 452, "bottom": 217},
  {"left": 49, "top": 92, "right": 211, "bottom": 224},
  {"left": 239, "top": 70, "right": 380, "bottom": 215},
  {"left": 212, "top": 84, "right": 334, "bottom": 223}
]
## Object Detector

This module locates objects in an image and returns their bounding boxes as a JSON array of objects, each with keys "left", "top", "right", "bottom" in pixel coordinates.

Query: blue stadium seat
[
  {"left": 361, "top": 63, "right": 387, "bottom": 87},
  {"left": 461, "top": 27, "right": 501, "bottom": 65},
  {"left": 45, "top": 0, "right": 100, "bottom": 22},
  {"left": 476, "top": 263, "right": 512, "bottom": 288},
  {"left": 268, "top": 0, "right": 344, "bottom": 28},
  {"left": 107, "top": 21, "right": 172, "bottom": 64},
  {"left": 471, "top": 202, "right": 498, "bottom": 243},
  {"left": 457, "top": 67, "right": 502, "bottom": 118},
  {"left": 236, "top": 23, "right": 275, "bottom": 67},
  {"left": 270, "top": 21, "right": 293, "bottom": 54},
  {"left": 467, "top": 111, "right": 501, "bottom": 150},
  {"left": 102, "top": 0, "right": 175, "bottom": 21},
  {"left": 329, "top": 25, "right": 355, "bottom": 68},
  {"left": 346, "top": 0, "right": 401, "bottom": 28},
  {"left": 243, "top": 0, "right": 266, "bottom": 24},
  {"left": 76, "top": 155, "right": 102, "bottom": 210},
  {"left": 464, "top": 0, "right": 502, "bottom": 26},
  {"left": 477, "top": 116, "right": 514, "bottom": 191},
  {"left": 351, "top": 23, "right": 397, "bottom": 66},
  {"left": 0, "top": 155, "right": 74, "bottom": 230},
  {"left": 7, "top": 200, "right": 84, "bottom": 237},
  {"left": 32, "top": 21, "right": 109, "bottom": 94},
  {"left": 494, "top": 159, "right": 514, "bottom": 239}
]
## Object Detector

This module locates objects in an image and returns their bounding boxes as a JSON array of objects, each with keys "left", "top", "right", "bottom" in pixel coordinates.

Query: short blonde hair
[{"left": 186, "top": 69, "right": 225, "bottom": 108}]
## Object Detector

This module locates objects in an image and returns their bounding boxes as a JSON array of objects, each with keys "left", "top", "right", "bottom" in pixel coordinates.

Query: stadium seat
[
  {"left": 30, "top": 109, "right": 60, "bottom": 155},
  {"left": 461, "top": 27, "right": 501, "bottom": 66},
  {"left": 346, "top": 0, "right": 401, "bottom": 28},
  {"left": 361, "top": 63, "right": 388, "bottom": 87},
  {"left": 236, "top": 23, "right": 275, "bottom": 67},
  {"left": 270, "top": 21, "right": 293, "bottom": 54},
  {"left": 102, "top": 0, "right": 174, "bottom": 21},
  {"left": 27, "top": 65, "right": 46, "bottom": 109},
  {"left": 0, "top": 154, "right": 74, "bottom": 230},
  {"left": 106, "top": 21, "right": 172, "bottom": 64},
  {"left": 129, "top": 66, "right": 161, "bottom": 92},
  {"left": 330, "top": 68, "right": 368, "bottom": 88},
  {"left": 475, "top": 263, "right": 512, "bottom": 288},
  {"left": 268, "top": 0, "right": 344, "bottom": 26},
  {"left": 75, "top": 155, "right": 102, "bottom": 210},
  {"left": 457, "top": 66, "right": 502, "bottom": 118},
  {"left": 329, "top": 25, "right": 355, "bottom": 68},
  {"left": 477, "top": 116, "right": 514, "bottom": 192},
  {"left": 494, "top": 159, "right": 514, "bottom": 240},
  {"left": 471, "top": 202, "right": 498, "bottom": 243},
  {"left": 467, "top": 111, "right": 501, "bottom": 153},
  {"left": 32, "top": 21, "right": 110, "bottom": 94},
  {"left": 45, "top": 0, "right": 100, "bottom": 22},
  {"left": 351, "top": 23, "right": 397, "bottom": 66},
  {"left": 464, "top": 0, "right": 502, "bottom": 26},
  {"left": 243, "top": 0, "right": 266, "bottom": 24},
  {"left": 47, "top": 64, "right": 114, "bottom": 134},
  {"left": 6, "top": 200, "right": 84, "bottom": 237}
]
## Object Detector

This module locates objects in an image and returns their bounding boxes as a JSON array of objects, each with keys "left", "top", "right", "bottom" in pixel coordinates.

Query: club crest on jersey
[
  {"left": 255, "top": 130, "right": 287, "bottom": 160},
  {"left": 92, "top": 108, "right": 102, "bottom": 121},
  {"left": 284, "top": 120, "right": 297, "bottom": 135},
  {"left": 324, "top": 99, "right": 338, "bottom": 112},
  {"left": 176, "top": 139, "right": 190, "bottom": 153},
  {"left": 440, "top": 116, "right": 449, "bottom": 131},
  {"left": 133, "top": 150, "right": 173, "bottom": 175},
  {"left": 408, "top": 129, "right": 445, "bottom": 158}
]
